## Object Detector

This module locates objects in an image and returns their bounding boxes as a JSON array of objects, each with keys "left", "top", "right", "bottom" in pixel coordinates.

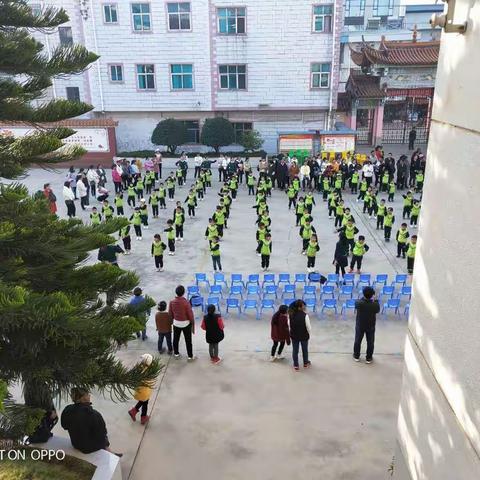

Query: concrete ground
[{"left": 13, "top": 160, "right": 417, "bottom": 480}]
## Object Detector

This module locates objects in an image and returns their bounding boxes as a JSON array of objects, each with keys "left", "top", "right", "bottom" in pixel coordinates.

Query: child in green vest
[
  {"left": 185, "top": 189, "right": 197, "bottom": 217},
  {"left": 164, "top": 219, "right": 175, "bottom": 255},
  {"left": 260, "top": 233, "right": 272, "bottom": 271},
  {"left": 402, "top": 191, "right": 414, "bottom": 219},
  {"left": 334, "top": 173, "right": 343, "bottom": 195},
  {"left": 295, "top": 197, "right": 305, "bottom": 226},
  {"left": 410, "top": 200, "right": 421, "bottom": 228},
  {"left": 139, "top": 199, "right": 149, "bottom": 229},
  {"left": 149, "top": 190, "right": 160, "bottom": 218},
  {"left": 292, "top": 176, "right": 300, "bottom": 194},
  {"left": 205, "top": 218, "right": 219, "bottom": 246},
  {"left": 357, "top": 179, "right": 368, "bottom": 201},
  {"left": 127, "top": 185, "right": 136, "bottom": 207},
  {"left": 384, "top": 207, "right": 395, "bottom": 242},
  {"left": 388, "top": 181, "right": 396, "bottom": 202},
  {"left": 381, "top": 172, "right": 389, "bottom": 192},
  {"left": 166, "top": 175, "right": 175, "bottom": 201},
  {"left": 363, "top": 189, "right": 372, "bottom": 214},
  {"left": 247, "top": 173, "right": 256, "bottom": 196},
  {"left": 176, "top": 167, "right": 183, "bottom": 187},
  {"left": 306, "top": 234, "right": 320, "bottom": 273},
  {"left": 286, "top": 185, "right": 297, "bottom": 210},
  {"left": 102, "top": 200, "right": 114, "bottom": 221},
  {"left": 300, "top": 219, "right": 316, "bottom": 255},
  {"left": 114, "top": 193, "right": 124, "bottom": 216},
  {"left": 337, "top": 219, "right": 358, "bottom": 254},
  {"left": 173, "top": 206, "right": 185, "bottom": 241},
  {"left": 396, "top": 223, "right": 410, "bottom": 258},
  {"left": 145, "top": 171, "right": 155, "bottom": 195},
  {"left": 119, "top": 224, "right": 131, "bottom": 254},
  {"left": 350, "top": 170, "right": 359, "bottom": 194},
  {"left": 210, "top": 236, "right": 222, "bottom": 272},
  {"left": 90, "top": 207, "right": 101, "bottom": 225},
  {"left": 305, "top": 191, "right": 316, "bottom": 214},
  {"left": 328, "top": 192, "right": 338, "bottom": 219},
  {"left": 135, "top": 177, "right": 144, "bottom": 201},
  {"left": 151, "top": 234, "right": 166, "bottom": 272},
  {"left": 256, "top": 222, "right": 270, "bottom": 256},
  {"left": 130, "top": 208, "right": 142, "bottom": 240},
  {"left": 341, "top": 207, "right": 355, "bottom": 227},
  {"left": 322, "top": 176, "right": 330, "bottom": 201},
  {"left": 334, "top": 199, "right": 345, "bottom": 228},
  {"left": 349, "top": 235, "right": 370, "bottom": 274},
  {"left": 406, "top": 235, "right": 417, "bottom": 274},
  {"left": 415, "top": 171, "right": 424, "bottom": 193},
  {"left": 376, "top": 199, "right": 386, "bottom": 230}
]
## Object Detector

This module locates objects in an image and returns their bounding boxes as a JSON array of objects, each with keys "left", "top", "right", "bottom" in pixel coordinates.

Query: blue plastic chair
[
  {"left": 320, "top": 285, "right": 335, "bottom": 299},
  {"left": 356, "top": 273, "right": 371, "bottom": 287},
  {"left": 321, "top": 299, "right": 338, "bottom": 315},
  {"left": 263, "top": 284, "right": 278, "bottom": 299},
  {"left": 229, "top": 285, "right": 243, "bottom": 298},
  {"left": 372, "top": 274, "right": 389, "bottom": 288},
  {"left": 281, "top": 284, "right": 296, "bottom": 299},
  {"left": 206, "top": 296, "right": 221, "bottom": 313},
  {"left": 294, "top": 273, "right": 307, "bottom": 286},
  {"left": 277, "top": 273, "right": 291, "bottom": 287},
  {"left": 213, "top": 272, "right": 228, "bottom": 289},
  {"left": 391, "top": 274, "right": 408, "bottom": 288},
  {"left": 338, "top": 285, "right": 354, "bottom": 300},
  {"left": 303, "top": 285, "right": 317, "bottom": 300},
  {"left": 398, "top": 285, "right": 412, "bottom": 300},
  {"left": 260, "top": 298, "right": 275, "bottom": 316},
  {"left": 243, "top": 299, "right": 259, "bottom": 318},
  {"left": 262, "top": 273, "right": 276, "bottom": 287},
  {"left": 190, "top": 296, "right": 204, "bottom": 309},
  {"left": 342, "top": 273, "right": 355, "bottom": 286},
  {"left": 282, "top": 297, "right": 296, "bottom": 308},
  {"left": 187, "top": 285, "right": 200, "bottom": 299},
  {"left": 209, "top": 284, "right": 223, "bottom": 298},
  {"left": 304, "top": 297, "right": 317, "bottom": 312},
  {"left": 341, "top": 299, "right": 356, "bottom": 316},
  {"left": 195, "top": 273, "right": 210, "bottom": 288},
  {"left": 404, "top": 303, "right": 410, "bottom": 316},
  {"left": 326, "top": 273, "right": 340, "bottom": 287},
  {"left": 246, "top": 274, "right": 260, "bottom": 288},
  {"left": 382, "top": 298, "right": 401, "bottom": 315},
  {"left": 308, "top": 272, "right": 322, "bottom": 285},
  {"left": 246, "top": 285, "right": 261, "bottom": 298},
  {"left": 230, "top": 273, "right": 245, "bottom": 289},
  {"left": 380, "top": 285, "right": 395, "bottom": 301},
  {"left": 226, "top": 297, "right": 241, "bottom": 315}
]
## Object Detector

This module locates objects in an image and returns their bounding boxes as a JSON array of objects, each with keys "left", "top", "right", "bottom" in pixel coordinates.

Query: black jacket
[
  {"left": 354, "top": 298, "right": 380, "bottom": 331},
  {"left": 61, "top": 403, "right": 109, "bottom": 454},
  {"left": 289, "top": 311, "right": 309, "bottom": 341}
]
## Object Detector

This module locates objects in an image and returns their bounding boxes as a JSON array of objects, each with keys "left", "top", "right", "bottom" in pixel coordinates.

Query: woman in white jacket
[
  {"left": 86, "top": 166, "right": 99, "bottom": 197},
  {"left": 76, "top": 176, "right": 89, "bottom": 210},
  {"left": 300, "top": 163, "right": 311, "bottom": 191},
  {"left": 63, "top": 181, "right": 76, "bottom": 218}
]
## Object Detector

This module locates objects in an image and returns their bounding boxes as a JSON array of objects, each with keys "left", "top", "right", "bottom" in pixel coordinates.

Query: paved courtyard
[{"left": 16, "top": 161, "right": 415, "bottom": 480}]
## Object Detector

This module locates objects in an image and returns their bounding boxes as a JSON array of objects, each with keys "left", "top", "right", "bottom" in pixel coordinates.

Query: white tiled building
[{"left": 29, "top": 0, "right": 343, "bottom": 153}]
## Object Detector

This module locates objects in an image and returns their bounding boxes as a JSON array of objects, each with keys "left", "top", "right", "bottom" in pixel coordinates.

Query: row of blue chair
[
  {"left": 190, "top": 296, "right": 409, "bottom": 319},
  {"left": 194, "top": 272, "right": 410, "bottom": 290}
]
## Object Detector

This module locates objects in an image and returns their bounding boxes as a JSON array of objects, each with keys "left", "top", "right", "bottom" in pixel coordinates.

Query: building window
[
  {"left": 313, "top": 5, "right": 333, "bottom": 32},
  {"left": 232, "top": 122, "right": 253, "bottom": 143},
  {"left": 219, "top": 65, "right": 247, "bottom": 90},
  {"left": 373, "top": 0, "right": 394, "bottom": 17},
  {"left": 181, "top": 120, "right": 200, "bottom": 143},
  {"left": 170, "top": 64, "right": 193, "bottom": 90},
  {"left": 103, "top": 4, "right": 118, "bottom": 23},
  {"left": 58, "top": 26, "right": 73, "bottom": 46},
  {"left": 167, "top": 3, "right": 191, "bottom": 30},
  {"left": 109, "top": 64, "right": 123, "bottom": 82},
  {"left": 345, "top": 0, "right": 365, "bottom": 17},
  {"left": 311, "top": 63, "right": 331, "bottom": 88},
  {"left": 131, "top": 3, "right": 151, "bottom": 31},
  {"left": 66, "top": 87, "right": 80, "bottom": 102},
  {"left": 217, "top": 7, "right": 246, "bottom": 34},
  {"left": 136, "top": 64, "right": 155, "bottom": 89}
]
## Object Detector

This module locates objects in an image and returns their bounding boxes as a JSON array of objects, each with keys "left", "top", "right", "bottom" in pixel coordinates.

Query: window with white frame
[
  {"left": 136, "top": 64, "right": 155, "bottom": 89},
  {"left": 131, "top": 3, "right": 151, "bottom": 31},
  {"left": 170, "top": 64, "right": 193, "bottom": 89},
  {"left": 219, "top": 65, "right": 246, "bottom": 90},
  {"left": 373, "top": 0, "right": 394, "bottom": 17},
  {"left": 58, "top": 26, "right": 73, "bottom": 46},
  {"left": 109, "top": 65, "right": 123, "bottom": 82},
  {"left": 313, "top": 5, "right": 333, "bottom": 32},
  {"left": 103, "top": 4, "right": 118, "bottom": 23},
  {"left": 167, "top": 3, "right": 191, "bottom": 30},
  {"left": 311, "top": 63, "right": 331, "bottom": 88},
  {"left": 232, "top": 122, "right": 253, "bottom": 143},
  {"left": 345, "top": 0, "right": 365, "bottom": 17},
  {"left": 217, "top": 7, "right": 246, "bottom": 34}
]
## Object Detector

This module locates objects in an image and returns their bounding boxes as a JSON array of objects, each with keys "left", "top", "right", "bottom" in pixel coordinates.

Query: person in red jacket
[
  {"left": 270, "top": 305, "right": 290, "bottom": 361},
  {"left": 43, "top": 183, "right": 57, "bottom": 214},
  {"left": 168, "top": 285, "right": 195, "bottom": 361}
]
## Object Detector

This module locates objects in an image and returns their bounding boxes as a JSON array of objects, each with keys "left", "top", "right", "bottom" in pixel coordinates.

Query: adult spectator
[
  {"left": 194, "top": 153, "right": 203, "bottom": 178},
  {"left": 86, "top": 166, "right": 99, "bottom": 198},
  {"left": 408, "top": 127, "right": 417, "bottom": 150},
  {"left": 258, "top": 158, "right": 268, "bottom": 180},
  {"left": 144, "top": 156, "right": 154, "bottom": 174},
  {"left": 226, "top": 158, "right": 238, "bottom": 180},
  {"left": 65, "top": 167, "right": 77, "bottom": 199},
  {"left": 62, "top": 181, "right": 76, "bottom": 218},
  {"left": 129, "top": 286, "right": 150, "bottom": 340},
  {"left": 153, "top": 150, "right": 162, "bottom": 179},
  {"left": 288, "top": 299, "right": 312, "bottom": 371},
  {"left": 333, "top": 233, "right": 349, "bottom": 277},
  {"left": 200, "top": 158, "right": 217, "bottom": 170},
  {"left": 237, "top": 158, "right": 245, "bottom": 184},
  {"left": 96, "top": 164, "right": 107, "bottom": 187},
  {"left": 43, "top": 182, "right": 57, "bottom": 215},
  {"left": 96, "top": 185, "right": 109, "bottom": 202},
  {"left": 353, "top": 286, "right": 380, "bottom": 363},
  {"left": 288, "top": 160, "right": 300, "bottom": 185},
  {"left": 111, "top": 163, "right": 122, "bottom": 194},
  {"left": 362, "top": 161, "right": 374, "bottom": 186},
  {"left": 61, "top": 387, "right": 121, "bottom": 457},
  {"left": 77, "top": 174, "right": 89, "bottom": 210},
  {"left": 276, "top": 159, "right": 289, "bottom": 190},
  {"left": 300, "top": 161, "right": 311, "bottom": 191},
  {"left": 169, "top": 285, "right": 195, "bottom": 361},
  {"left": 396, "top": 155, "right": 408, "bottom": 189},
  {"left": 98, "top": 243, "right": 124, "bottom": 267}
]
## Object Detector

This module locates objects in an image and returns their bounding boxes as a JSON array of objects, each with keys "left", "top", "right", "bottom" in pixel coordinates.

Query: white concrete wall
[{"left": 394, "top": 1, "right": 480, "bottom": 479}]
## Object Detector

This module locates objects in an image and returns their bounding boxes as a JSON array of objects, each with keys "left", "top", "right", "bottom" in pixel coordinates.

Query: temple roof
[
  {"left": 346, "top": 70, "right": 386, "bottom": 98},
  {"left": 350, "top": 37, "right": 440, "bottom": 67}
]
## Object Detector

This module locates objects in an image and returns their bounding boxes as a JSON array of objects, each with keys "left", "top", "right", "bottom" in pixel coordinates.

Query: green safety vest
[
  {"left": 166, "top": 179, "right": 174, "bottom": 189},
  {"left": 187, "top": 195, "right": 196, "bottom": 206},
  {"left": 296, "top": 202, "right": 305, "bottom": 214},
  {"left": 389, "top": 183, "right": 396, "bottom": 194},
  {"left": 247, "top": 176, "right": 255, "bottom": 186},
  {"left": 146, "top": 173, "right": 154, "bottom": 184},
  {"left": 300, "top": 214, "right": 310, "bottom": 226},
  {"left": 353, "top": 241, "right": 367, "bottom": 257},
  {"left": 176, "top": 170, "right": 182, "bottom": 177},
  {"left": 114, "top": 197, "right": 123, "bottom": 207},
  {"left": 260, "top": 240, "right": 271, "bottom": 255},
  {"left": 174, "top": 212, "right": 183, "bottom": 225},
  {"left": 351, "top": 173, "right": 359, "bottom": 184},
  {"left": 127, "top": 186, "right": 135, "bottom": 197},
  {"left": 360, "top": 182, "right": 368, "bottom": 192},
  {"left": 136, "top": 180, "right": 144, "bottom": 190},
  {"left": 323, "top": 179, "right": 330, "bottom": 191},
  {"left": 206, "top": 171, "right": 212, "bottom": 181},
  {"left": 306, "top": 241, "right": 319, "bottom": 257},
  {"left": 150, "top": 194, "right": 159, "bottom": 206},
  {"left": 336, "top": 205, "right": 344, "bottom": 216},
  {"left": 398, "top": 229, "right": 409, "bottom": 243},
  {"left": 223, "top": 196, "right": 231, "bottom": 207},
  {"left": 416, "top": 173, "right": 424, "bottom": 183},
  {"left": 363, "top": 193, "right": 371, "bottom": 205},
  {"left": 377, "top": 205, "right": 386, "bottom": 216},
  {"left": 152, "top": 241, "right": 165, "bottom": 256},
  {"left": 382, "top": 174, "right": 389, "bottom": 184},
  {"left": 132, "top": 213, "right": 141, "bottom": 226},
  {"left": 103, "top": 206, "right": 113, "bottom": 218},
  {"left": 345, "top": 224, "right": 356, "bottom": 239},
  {"left": 257, "top": 228, "right": 267, "bottom": 241},
  {"left": 329, "top": 195, "right": 337, "bottom": 207},
  {"left": 90, "top": 212, "right": 101, "bottom": 225},
  {"left": 342, "top": 214, "right": 352, "bottom": 226},
  {"left": 305, "top": 195, "right": 314, "bottom": 205},
  {"left": 166, "top": 227, "right": 175, "bottom": 240},
  {"left": 404, "top": 196, "right": 413, "bottom": 207},
  {"left": 287, "top": 188, "right": 296, "bottom": 199},
  {"left": 158, "top": 188, "right": 166, "bottom": 198},
  {"left": 334, "top": 178, "right": 342, "bottom": 189},
  {"left": 407, "top": 242, "right": 416, "bottom": 258},
  {"left": 140, "top": 205, "right": 148, "bottom": 217},
  {"left": 120, "top": 226, "right": 130, "bottom": 238},
  {"left": 301, "top": 225, "right": 313, "bottom": 239},
  {"left": 265, "top": 179, "right": 272, "bottom": 189},
  {"left": 384, "top": 214, "right": 394, "bottom": 227},
  {"left": 214, "top": 212, "right": 225, "bottom": 225},
  {"left": 293, "top": 179, "right": 300, "bottom": 190},
  {"left": 207, "top": 225, "right": 218, "bottom": 239},
  {"left": 210, "top": 242, "right": 221, "bottom": 257},
  {"left": 260, "top": 215, "right": 270, "bottom": 226},
  {"left": 411, "top": 205, "right": 421, "bottom": 216}
]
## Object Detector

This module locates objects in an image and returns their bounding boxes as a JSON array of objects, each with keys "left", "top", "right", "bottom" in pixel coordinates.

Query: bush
[
  {"left": 200, "top": 118, "right": 235, "bottom": 153},
  {"left": 239, "top": 130, "right": 264, "bottom": 152},
  {"left": 151, "top": 118, "right": 188, "bottom": 154}
]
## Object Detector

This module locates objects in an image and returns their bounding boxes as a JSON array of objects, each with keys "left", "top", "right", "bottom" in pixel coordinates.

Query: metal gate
[{"left": 356, "top": 108, "right": 374, "bottom": 145}]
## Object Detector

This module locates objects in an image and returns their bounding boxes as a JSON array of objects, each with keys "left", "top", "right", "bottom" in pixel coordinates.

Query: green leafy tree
[
  {"left": 239, "top": 129, "right": 264, "bottom": 152},
  {"left": 200, "top": 117, "right": 234, "bottom": 153},
  {"left": 0, "top": 1, "right": 161, "bottom": 442},
  {"left": 151, "top": 118, "right": 188, "bottom": 154}
]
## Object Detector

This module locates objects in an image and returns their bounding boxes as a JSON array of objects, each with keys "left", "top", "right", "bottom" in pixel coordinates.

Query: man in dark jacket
[
  {"left": 61, "top": 388, "right": 121, "bottom": 456},
  {"left": 353, "top": 286, "right": 380, "bottom": 363}
]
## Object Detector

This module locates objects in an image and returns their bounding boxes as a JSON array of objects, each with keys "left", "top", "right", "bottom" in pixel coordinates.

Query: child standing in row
[
  {"left": 396, "top": 223, "right": 410, "bottom": 258},
  {"left": 155, "top": 301, "right": 172, "bottom": 354},
  {"left": 164, "top": 219, "right": 175, "bottom": 255},
  {"left": 349, "top": 236, "right": 369, "bottom": 274},
  {"left": 306, "top": 234, "right": 320, "bottom": 273},
  {"left": 210, "top": 236, "right": 222, "bottom": 272},
  {"left": 151, "top": 234, "right": 166, "bottom": 272}
]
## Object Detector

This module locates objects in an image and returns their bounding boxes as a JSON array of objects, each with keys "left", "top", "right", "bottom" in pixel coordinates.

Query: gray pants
[{"left": 209, "top": 343, "right": 219, "bottom": 359}]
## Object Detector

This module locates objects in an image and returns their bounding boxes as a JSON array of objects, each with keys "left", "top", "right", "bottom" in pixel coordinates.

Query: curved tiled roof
[{"left": 346, "top": 70, "right": 386, "bottom": 98}]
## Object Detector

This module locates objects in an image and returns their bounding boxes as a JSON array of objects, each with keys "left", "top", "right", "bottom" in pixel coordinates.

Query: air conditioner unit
[{"left": 367, "top": 18, "right": 381, "bottom": 30}]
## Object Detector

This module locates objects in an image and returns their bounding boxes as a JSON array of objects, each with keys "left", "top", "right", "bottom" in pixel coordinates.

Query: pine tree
[{"left": 0, "top": 1, "right": 161, "bottom": 442}]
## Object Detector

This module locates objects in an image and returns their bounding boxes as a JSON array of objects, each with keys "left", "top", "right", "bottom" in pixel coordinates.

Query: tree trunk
[{"left": 214, "top": 146, "right": 220, "bottom": 153}]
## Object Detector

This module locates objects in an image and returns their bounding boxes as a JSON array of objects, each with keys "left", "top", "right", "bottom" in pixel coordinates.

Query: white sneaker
[
  {"left": 187, "top": 356, "right": 196, "bottom": 361},
  {"left": 302, "top": 251, "right": 306, "bottom": 255},
  {"left": 180, "top": 238, "right": 184, "bottom": 242},
  {"left": 156, "top": 268, "right": 160, "bottom": 272},
  {"left": 366, "top": 359, "right": 373, "bottom": 364},
  {"left": 144, "top": 225, "right": 149, "bottom": 229},
  {"left": 354, "top": 357, "right": 360, "bottom": 362},
  {"left": 159, "top": 268, "right": 164, "bottom": 272},
  {"left": 256, "top": 253, "right": 261, "bottom": 257},
  {"left": 176, "top": 237, "right": 180, "bottom": 241},
  {"left": 270, "top": 356, "right": 276, "bottom": 362},
  {"left": 262, "top": 267, "right": 266, "bottom": 271},
  {"left": 174, "top": 354, "right": 180, "bottom": 358},
  {"left": 276, "top": 354, "right": 284, "bottom": 360}
]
